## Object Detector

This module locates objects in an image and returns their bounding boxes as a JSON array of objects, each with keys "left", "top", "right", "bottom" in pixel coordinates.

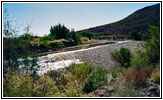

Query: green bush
[
  {"left": 80, "top": 37, "right": 90, "bottom": 44},
  {"left": 33, "top": 75, "right": 59, "bottom": 97},
  {"left": 115, "top": 83, "right": 139, "bottom": 97},
  {"left": 67, "top": 31, "right": 81, "bottom": 45},
  {"left": 46, "top": 70, "right": 69, "bottom": 90},
  {"left": 3, "top": 71, "right": 34, "bottom": 97},
  {"left": 145, "top": 25, "right": 160, "bottom": 64},
  {"left": 111, "top": 48, "right": 131, "bottom": 68},
  {"left": 130, "top": 46, "right": 149, "bottom": 69},
  {"left": 109, "top": 67, "right": 126, "bottom": 78},
  {"left": 69, "top": 63, "right": 108, "bottom": 93},
  {"left": 83, "top": 67, "right": 108, "bottom": 93},
  {"left": 69, "top": 63, "right": 94, "bottom": 84}
]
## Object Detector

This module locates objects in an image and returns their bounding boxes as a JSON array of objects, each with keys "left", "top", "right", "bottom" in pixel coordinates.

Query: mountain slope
[{"left": 82, "top": 4, "right": 160, "bottom": 35}]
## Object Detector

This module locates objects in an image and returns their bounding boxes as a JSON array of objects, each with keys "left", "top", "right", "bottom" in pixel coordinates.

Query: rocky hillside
[{"left": 80, "top": 4, "right": 160, "bottom": 35}]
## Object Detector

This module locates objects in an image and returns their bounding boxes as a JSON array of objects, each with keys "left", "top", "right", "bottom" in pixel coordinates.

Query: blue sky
[{"left": 3, "top": 2, "right": 158, "bottom": 36}]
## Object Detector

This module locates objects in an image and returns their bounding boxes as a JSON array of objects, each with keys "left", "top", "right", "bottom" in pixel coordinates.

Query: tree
[{"left": 50, "top": 23, "right": 69, "bottom": 39}]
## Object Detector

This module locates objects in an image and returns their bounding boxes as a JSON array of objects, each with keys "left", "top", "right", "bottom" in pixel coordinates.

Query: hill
[{"left": 80, "top": 4, "right": 160, "bottom": 36}]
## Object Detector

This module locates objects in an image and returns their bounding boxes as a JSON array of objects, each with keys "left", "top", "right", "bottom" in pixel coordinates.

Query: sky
[{"left": 3, "top": 2, "right": 158, "bottom": 36}]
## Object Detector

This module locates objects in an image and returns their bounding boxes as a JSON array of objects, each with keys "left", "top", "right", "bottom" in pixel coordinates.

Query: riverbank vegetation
[{"left": 3, "top": 8, "right": 160, "bottom": 97}]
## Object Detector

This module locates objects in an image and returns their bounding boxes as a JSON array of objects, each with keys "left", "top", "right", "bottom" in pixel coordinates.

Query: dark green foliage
[
  {"left": 145, "top": 25, "right": 160, "bottom": 64},
  {"left": 50, "top": 23, "right": 69, "bottom": 39},
  {"left": 111, "top": 48, "right": 131, "bottom": 68}
]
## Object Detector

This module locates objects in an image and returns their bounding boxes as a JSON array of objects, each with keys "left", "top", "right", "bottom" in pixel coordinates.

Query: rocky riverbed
[{"left": 37, "top": 40, "right": 144, "bottom": 74}]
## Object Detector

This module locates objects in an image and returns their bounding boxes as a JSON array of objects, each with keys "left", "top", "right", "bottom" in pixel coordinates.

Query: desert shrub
[
  {"left": 130, "top": 46, "right": 149, "bottom": 69},
  {"left": 69, "top": 63, "right": 108, "bottom": 93},
  {"left": 152, "top": 70, "right": 160, "bottom": 83},
  {"left": 69, "top": 63, "right": 94, "bottom": 84},
  {"left": 3, "top": 70, "right": 60, "bottom": 97},
  {"left": 83, "top": 67, "right": 108, "bottom": 93},
  {"left": 33, "top": 75, "right": 59, "bottom": 97},
  {"left": 4, "top": 62, "right": 106, "bottom": 97},
  {"left": 46, "top": 67, "right": 93, "bottom": 97},
  {"left": 111, "top": 48, "right": 131, "bottom": 68},
  {"left": 80, "top": 37, "right": 90, "bottom": 44},
  {"left": 3, "top": 71, "right": 34, "bottom": 97},
  {"left": 109, "top": 67, "right": 126, "bottom": 78},
  {"left": 46, "top": 70, "right": 69, "bottom": 90},
  {"left": 115, "top": 83, "right": 139, "bottom": 97},
  {"left": 145, "top": 25, "right": 160, "bottom": 64},
  {"left": 124, "top": 66, "right": 153, "bottom": 87}
]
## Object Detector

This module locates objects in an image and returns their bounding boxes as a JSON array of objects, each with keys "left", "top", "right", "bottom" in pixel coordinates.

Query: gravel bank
[{"left": 38, "top": 41, "right": 144, "bottom": 71}]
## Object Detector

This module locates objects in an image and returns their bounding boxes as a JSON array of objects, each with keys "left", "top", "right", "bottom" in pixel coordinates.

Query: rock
[
  {"left": 140, "top": 78, "right": 160, "bottom": 97},
  {"left": 107, "top": 74, "right": 113, "bottom": 83},
  {"left": 149, "top": 87, "right": 157, "bottom": 92}
]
